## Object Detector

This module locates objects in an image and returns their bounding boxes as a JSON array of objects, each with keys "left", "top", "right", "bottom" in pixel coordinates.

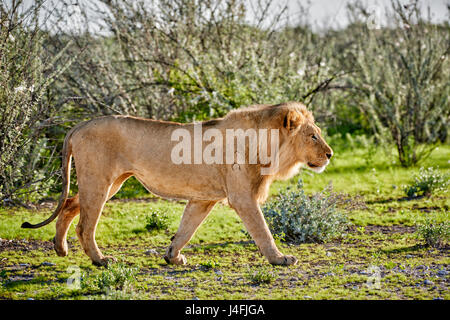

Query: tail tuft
[{"left": 21, "top": 222, "right": 33, "bottom": 228}]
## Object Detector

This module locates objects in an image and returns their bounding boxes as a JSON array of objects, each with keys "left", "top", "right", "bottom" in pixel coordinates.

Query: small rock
[
  {"left": 433, "top": 297, "right": 444, "bottom": 301},
  {"left": 193, "top": 297, "right": 199, "bottom": 300},
  {"left": 423, "top": 280, "right": 434, "bottom": 286},
  {"left": 303, "top": 295, "right": 312, "bottom": 299},
  {"left": 405, "top": 254, "right": 414, "bottom": 259},
  {"left": 214, "top": 270, "right": 223, "bottom": 276},
  {"left": 326, "top": 252, "right": 332, "bottom": 257},
  {"left": 19, "top": 263, "right": 29, "bottom": 267},
  {"left": 41, "top": 261, "right": 55, "bottom": 267},
  {"left": 144, "top": 249, "right": 158, "bottom": 256},
  {"left": 437, "top": 270, "right": 448, "bottom": 277},
  {"left": 27, "top": 298, "right": 34, "bottom": 300},
  {"left": 416, "top": 265, "right": 427, "bottom": 270}
]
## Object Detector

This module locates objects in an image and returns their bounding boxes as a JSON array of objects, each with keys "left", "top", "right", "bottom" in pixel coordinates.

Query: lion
[{"left": 21, "top": 101, "right": 333, "bottom": 267}]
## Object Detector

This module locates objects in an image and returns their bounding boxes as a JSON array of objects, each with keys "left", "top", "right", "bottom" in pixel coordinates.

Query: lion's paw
[
  {"left": 270, "top": 255, "right": 298, "bottom": 266},
  {"left": 92, "top": 255, "right": 117, "bottom": 267},
  {"left": 164, "top": 254, "right": 187, "bottom": 265},
  {"left": 53, "top": 237, "right": 68, "bottom": 257}
]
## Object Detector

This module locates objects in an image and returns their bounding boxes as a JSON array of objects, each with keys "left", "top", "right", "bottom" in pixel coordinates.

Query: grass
[{"left": 0, "top": 144, "right": 449, "bottom": 300}]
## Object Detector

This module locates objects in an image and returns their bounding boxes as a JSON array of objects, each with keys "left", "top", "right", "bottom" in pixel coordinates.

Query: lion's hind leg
[
  {"left": 75, "top": 174, "right": 118, "bottom": 267},
  {"left": 53, "top": 173, "right": 132, "bottom": 258},
  {"left": 54, "top": 194, "right": 80, "bottom": 256}
]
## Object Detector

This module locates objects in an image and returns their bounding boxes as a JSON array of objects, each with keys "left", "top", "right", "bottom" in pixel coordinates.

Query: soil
[
  {"left": 364, "top": 225, "right": 416, "bottom": 234},
  {"left": 0, "top": 238, "right": 53, "bottom": 252}
]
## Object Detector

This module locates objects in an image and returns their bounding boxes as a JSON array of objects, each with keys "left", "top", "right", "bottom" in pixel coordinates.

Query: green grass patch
[{"left": 0, "top": 145, "right": 448, "bottom": 300}]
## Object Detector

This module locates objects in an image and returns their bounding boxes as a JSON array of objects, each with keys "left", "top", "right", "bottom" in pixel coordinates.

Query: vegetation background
[{"left": 0, "top": 0, "right": 448, "bottom": 300}]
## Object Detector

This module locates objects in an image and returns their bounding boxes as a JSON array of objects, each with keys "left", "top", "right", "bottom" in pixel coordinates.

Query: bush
[
  {"left": 404, "top": 167, "right": 449, "bottom": 198},
  {"left": 262, "top": 179, "right": 350, "bottom": 244},
  {"left": 145, "top": 209, "right": 171, "bottom": 231},
  {"left": 94, "top": 263, "right": 138, "bottom": 292},
  {"left": 54, "top": 0, "right": 336, "bottom": 122},
  {"left": 416, "top": 218, "right": 449, "bottom": 248},
  {"left": 343, "top": 1, "right": 449, "bottom": 167},
  {"left": 247, "top": 266, "right": 278, "bottom": 285},
  {"left": 0, "top": 0, "right": 76, "bottom": 204}
]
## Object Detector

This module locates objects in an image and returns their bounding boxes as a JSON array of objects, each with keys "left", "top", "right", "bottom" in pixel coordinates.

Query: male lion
[{"left": 22, "top": 102, "right": 333, "bottom": 266}]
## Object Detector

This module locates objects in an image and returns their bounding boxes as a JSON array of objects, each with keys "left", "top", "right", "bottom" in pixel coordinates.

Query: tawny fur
[{"left": 22, "top": 102, "right": 333, "bottom": 267}]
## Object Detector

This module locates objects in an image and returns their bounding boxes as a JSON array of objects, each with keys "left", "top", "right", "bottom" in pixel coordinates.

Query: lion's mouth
[
  {"left": 307, "top": 162, "right": 318, "bottom": 168},
  {"left": 306, "top": 159, "right": 329, "bottom": 173}
]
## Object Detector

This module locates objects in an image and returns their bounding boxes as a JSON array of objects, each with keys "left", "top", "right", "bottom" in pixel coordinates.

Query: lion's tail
[{"left": 21, "top": 127, "right": 75, "bottom": 229}]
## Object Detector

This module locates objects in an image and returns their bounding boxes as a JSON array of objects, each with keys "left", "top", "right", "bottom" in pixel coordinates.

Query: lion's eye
[{"left": 311, "top": 135, "right": 317, "bottom": 141}]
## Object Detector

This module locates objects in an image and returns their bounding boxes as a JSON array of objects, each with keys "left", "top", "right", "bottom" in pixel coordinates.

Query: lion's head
[
  {"left": 281, "top": 103, "right": 333, "bottom": 173},
  {"left": 219, "top": 101, "right": 333, "bottom": 177}
]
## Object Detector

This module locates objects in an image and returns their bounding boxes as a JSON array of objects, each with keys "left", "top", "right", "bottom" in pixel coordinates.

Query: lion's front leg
[
  {"left": 164, "top": 200, "right": 217, "bottom": 265},
  {"left": 229, "top": 196, "right": 298, "bottom": 266}
]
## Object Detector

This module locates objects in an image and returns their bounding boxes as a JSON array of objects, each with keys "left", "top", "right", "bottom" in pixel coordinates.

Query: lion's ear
[{"left": 283, "top": 110, "right": 302, "bottom": 131}]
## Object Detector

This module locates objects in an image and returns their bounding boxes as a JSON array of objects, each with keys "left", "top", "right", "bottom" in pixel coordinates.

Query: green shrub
[
  {"left": 57, "top": 0, "right": 336, "bottom": 123},
  {"left": 404, "top": 167, "right": 449, "bottom": 198},
  {"left": 247, "top": 266, "right": 278, "bottom": 285},
  {"left": 145, "top": 209, "right": 171, "bottom": 231},
  {"left": 416, "top": 218, "right": 449, "bottom": 248},
  {"left": 199, "top": 259, "right": 221, "bottom": 270},
  {"left": 0, "top": 1, "right": 76, "bottom": 204},
  {"left": 262, "top": 179, "right": 349, "bottom": 244},
  {"left": 344, "top": 1, "right": 449, "bottom": 167},
  {"left": 94, "top": 263, "right": 138, "bottom": 292}
]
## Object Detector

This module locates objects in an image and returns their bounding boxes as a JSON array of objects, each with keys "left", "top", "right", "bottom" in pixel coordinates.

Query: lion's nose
[{"left": 326, "top": 152, "right": 333, "bottom": 159}]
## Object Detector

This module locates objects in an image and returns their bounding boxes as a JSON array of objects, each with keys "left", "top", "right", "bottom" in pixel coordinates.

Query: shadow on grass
[
  {"left": 381, "top": 244, "right": 426, "bottom": 255},
  {"left": 2, "top": 275, "right": 58, "bottom": 289},
  {"left": 189, "top": 240, "right": 255, "bottom": 251},
  {"left": 366, "top": 195, "right": 427, "bottom": 205},
  {"left": 149, "top": 240, "right": 256, "bottom": 272}
]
